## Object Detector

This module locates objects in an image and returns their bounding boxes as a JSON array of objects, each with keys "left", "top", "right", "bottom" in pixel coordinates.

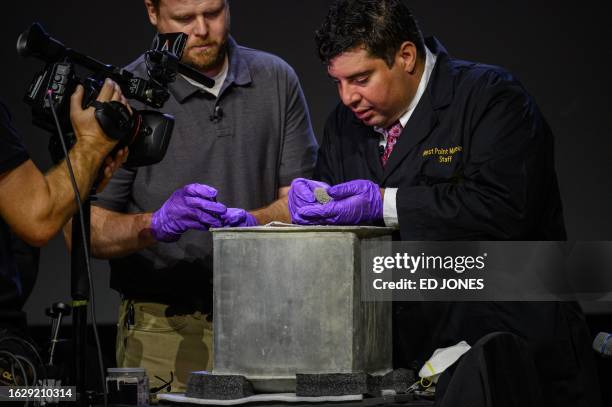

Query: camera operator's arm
[{"left": 0, "top": 80, "right": 122, "bottom": 246}]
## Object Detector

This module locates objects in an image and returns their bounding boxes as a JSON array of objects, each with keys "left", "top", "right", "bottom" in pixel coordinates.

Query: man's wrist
[
  {"left": 72, "top": 138, "right": 116, "bottom": 164},
  {"left": 138, "top": 212, "right": 157, "bottom": 244},
  {"left": 74, "top": 134, "right": 117, "bottom": 160},
  {"left": 251, "top": 209, "right": 267, "bottom": 225},
  {"left": 252, "top": 196, "right": 290, "bottom": 225}
]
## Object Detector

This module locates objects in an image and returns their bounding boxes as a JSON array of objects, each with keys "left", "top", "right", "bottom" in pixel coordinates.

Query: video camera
[{"left": 17, "top": 23, "right": 213, "bottom": 167}]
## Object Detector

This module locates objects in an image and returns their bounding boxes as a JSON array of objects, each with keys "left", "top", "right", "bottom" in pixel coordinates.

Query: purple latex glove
[
  {"left": 222, "top": 208, "right": 259, "bottom": 227},
  {"left": 288, "top": 178, "right": 331, "bottom": 224},
  {"left": 296, "top": 180, "right": 383, "bottom": 225},
  {"left": 150, "top": 184, "right": 227, "bottom": 242}
]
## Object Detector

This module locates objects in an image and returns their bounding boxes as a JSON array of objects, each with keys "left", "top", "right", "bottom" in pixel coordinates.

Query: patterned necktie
[{"left": 381, "top": 121, "right": 403, "bottom": 167}]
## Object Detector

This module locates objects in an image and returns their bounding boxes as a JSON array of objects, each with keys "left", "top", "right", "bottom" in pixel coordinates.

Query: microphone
[
  {"left": 592, "top": 332, "right": 612, "bottom": 358},
  {"left": 378, "top": 144, "right": 385, "bottom": 157},
  {"left": 210, "top": 105, "right": 223, "bottom": 122}
]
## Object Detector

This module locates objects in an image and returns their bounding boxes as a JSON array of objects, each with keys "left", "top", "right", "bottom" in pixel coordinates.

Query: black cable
[
  {"left": 14, "top": 354, "right": 37, "bottom": 387},
  {"left": 0, "top": 350, "right": 28, "bottom": 386},
  {"left": 1, "top": 350, "right": 30, "bottom": 407},
  {"left": 47, "top": 92, "right": 108, "bottom": 407},
  {"left": 0, "top": 348, "right": 37, "bottom": 407},
  {"left": 0, "top": 335, "right": 47, "bottom": 379}
]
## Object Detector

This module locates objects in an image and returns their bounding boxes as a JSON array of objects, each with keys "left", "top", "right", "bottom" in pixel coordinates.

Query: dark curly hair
[{"left": 315, "top": 0, "right": 425, "bottom": 67}]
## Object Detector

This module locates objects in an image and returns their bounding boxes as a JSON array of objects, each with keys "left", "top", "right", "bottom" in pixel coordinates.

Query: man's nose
[
  {"left": 338, "top": 83, "right": 361, "bottom": 107},
  {"left": 191, "top": 16, "right": 209, "bottom": 37}
]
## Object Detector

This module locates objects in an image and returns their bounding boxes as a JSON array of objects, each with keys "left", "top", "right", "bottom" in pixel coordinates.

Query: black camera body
[{"left": 17, "top": 23, "right": 181, "bottom": 167}]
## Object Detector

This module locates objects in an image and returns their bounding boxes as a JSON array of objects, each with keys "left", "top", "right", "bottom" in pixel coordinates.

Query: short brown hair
[{"left": 150, "top": 0, "right": 228, "bottom": 11}]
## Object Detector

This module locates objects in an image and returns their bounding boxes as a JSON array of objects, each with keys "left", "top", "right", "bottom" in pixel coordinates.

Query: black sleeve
[
  {"left": 0, "top": 101, "right": 29, "bottom": 174},
  {"left": 396, "top": 76, "right": 559, "bottom": 240}
]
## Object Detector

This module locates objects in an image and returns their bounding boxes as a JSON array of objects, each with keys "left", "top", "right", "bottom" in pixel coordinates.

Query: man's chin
[
  {"left": 359, "top": 115, "right": 384, "bottom": 127},
  {"left": 185, "top": 57, "right": 216, "bottom": 71},
  {"left": 184, "top": 50, "right": 226, "bottom": 74}
]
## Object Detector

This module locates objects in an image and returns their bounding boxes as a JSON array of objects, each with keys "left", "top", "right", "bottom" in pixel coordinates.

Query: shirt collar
[
  {"left": 169, "top": 35, "right": 253, "bottom": 103},
  {"left": 374, "top": 45, "right": 437, "bottom": 135}
]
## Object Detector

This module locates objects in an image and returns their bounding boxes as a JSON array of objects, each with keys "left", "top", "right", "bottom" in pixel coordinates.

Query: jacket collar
[{"left": 423, "top": 36, "right": 454, "bottom": 110}]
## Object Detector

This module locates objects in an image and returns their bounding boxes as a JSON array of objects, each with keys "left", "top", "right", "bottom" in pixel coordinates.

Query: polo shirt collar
[
  {"left": 169, "top": 35, "right": 252, "bottom": 103},
  {"left": 224, "top": 36, "right": 252, "bottom": 87}
]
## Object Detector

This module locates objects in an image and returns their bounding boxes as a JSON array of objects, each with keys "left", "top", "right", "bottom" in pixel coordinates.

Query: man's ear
[
  {"left": 144, "top": 0, "right": 159, "bottom": 26},
  {"left": 397, "top": 41, "right": 418, "bottom": 74}
]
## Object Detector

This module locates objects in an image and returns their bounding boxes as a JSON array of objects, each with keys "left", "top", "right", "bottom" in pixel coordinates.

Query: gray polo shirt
[{"left": 95, "top": 37, "right": 317, "bottom": 305}]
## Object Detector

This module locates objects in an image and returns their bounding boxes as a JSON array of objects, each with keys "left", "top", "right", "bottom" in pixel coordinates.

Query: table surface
[{"left": 156, "top": 393, "right": 434, "bottom": 407}]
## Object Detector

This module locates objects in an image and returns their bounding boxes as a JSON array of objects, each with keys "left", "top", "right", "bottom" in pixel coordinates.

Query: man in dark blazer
[{"left": 287, "top": 1, "right": 600, "bottom": 406}]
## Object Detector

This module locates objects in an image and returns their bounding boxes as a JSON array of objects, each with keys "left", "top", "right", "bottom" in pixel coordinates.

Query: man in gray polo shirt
[{"left": 87, "top": 0, "right": 317, "bottom": 392}]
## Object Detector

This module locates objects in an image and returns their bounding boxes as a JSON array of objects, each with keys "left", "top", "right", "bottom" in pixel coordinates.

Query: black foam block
[
  {"left": 296, "top": 372, "right": 369, "bottom": 397},
  {"left": 366, "top": 374, "right": 383, "bottom": 396},
  {"left": 380, "top": 368, "right": 416, "bottom": 393},
  {"left": 185, "top": 372, "right": 254, "bottom": 400}
]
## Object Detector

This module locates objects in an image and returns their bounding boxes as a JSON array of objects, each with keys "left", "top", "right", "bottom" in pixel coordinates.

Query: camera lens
[{"left": 16, "top": 30, "right": 31, "bottom": 57}]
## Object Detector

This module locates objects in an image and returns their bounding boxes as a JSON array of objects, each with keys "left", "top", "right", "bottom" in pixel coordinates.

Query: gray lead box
[{"left": 212, "top": 226, "right": 394, "bottom": 392}]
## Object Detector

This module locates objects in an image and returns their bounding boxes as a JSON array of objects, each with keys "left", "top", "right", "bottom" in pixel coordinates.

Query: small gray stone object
[
  {"left": 296, "top": 372, "right": 369, "bottom": 396},
  {"left": 186, "top": 372, "right": 254, "bottom": 400},
  {"left": 314, "top": 187, "right": 332, "bottom": 204}
]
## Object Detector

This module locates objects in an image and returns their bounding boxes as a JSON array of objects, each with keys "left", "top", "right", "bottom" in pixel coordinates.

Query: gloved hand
[
  {"left": 150, "top": 184, "right": 227, "bottom": 242},
  {"left": 222, "top": 208, "right": 259, "bottom": 227},
  {"left": 296, "top": 180, "right": 383, "bottom": 225},
  {"left": 288, "top": 178, "right": 331, "bottom": 224}
]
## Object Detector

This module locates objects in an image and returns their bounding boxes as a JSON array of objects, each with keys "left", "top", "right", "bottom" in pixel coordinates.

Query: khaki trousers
[{"left": 116, "top": 300, "right": 213, "bottom": 394}]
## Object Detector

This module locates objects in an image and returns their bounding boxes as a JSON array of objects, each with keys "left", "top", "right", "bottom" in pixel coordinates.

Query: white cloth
[{"left": 418, "top": 341, "right": 471, "bottom": 383}]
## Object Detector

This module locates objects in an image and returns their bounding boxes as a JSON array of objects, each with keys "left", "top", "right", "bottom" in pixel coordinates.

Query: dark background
[{"left": 2, "top": 1, "right": 611, "bottom": 325}]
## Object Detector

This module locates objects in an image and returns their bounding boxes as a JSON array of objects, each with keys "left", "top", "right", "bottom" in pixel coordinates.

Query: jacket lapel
[
  {"left": 382, "top": 92, "right": 438, "bottom": 183},
  {"left": 382, "top": 36, "right": 454, "bottom": 184}
]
